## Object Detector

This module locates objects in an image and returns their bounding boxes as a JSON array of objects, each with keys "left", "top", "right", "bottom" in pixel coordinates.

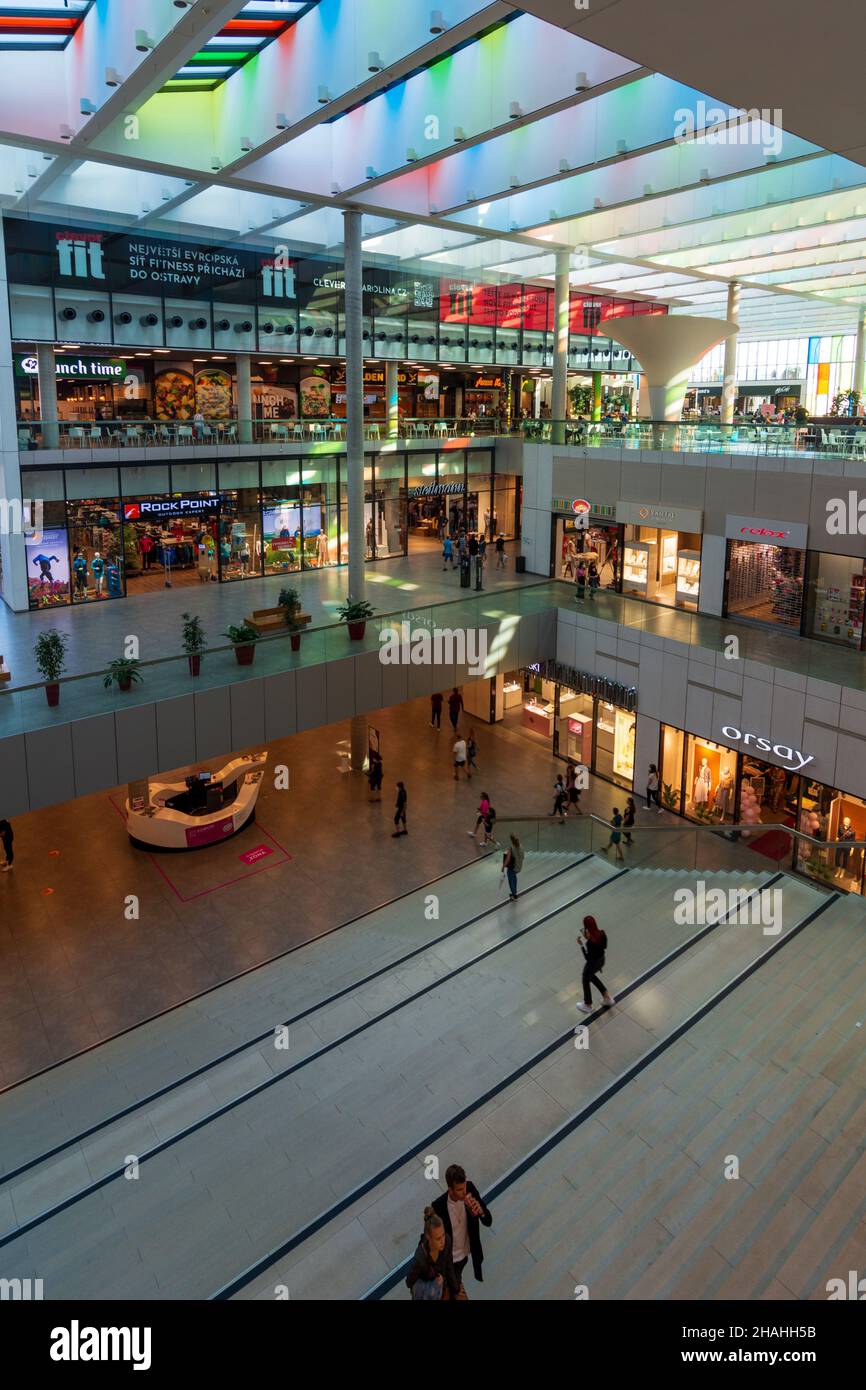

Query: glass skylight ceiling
[
  {"left": 163, "top": 1, "right": 321, "bottom": 93},
  {"left": 0, "top": 1, "right": 93, "bottom": 50}
]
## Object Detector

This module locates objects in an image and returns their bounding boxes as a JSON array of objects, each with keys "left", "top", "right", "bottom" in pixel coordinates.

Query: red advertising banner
[{"left": 437, "top": 278, "right": 666, "bottom": 332}]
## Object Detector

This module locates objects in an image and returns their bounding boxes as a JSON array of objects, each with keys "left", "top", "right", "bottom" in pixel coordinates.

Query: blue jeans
[{"left": 506, "top": 867, "right": 518, "bottom": 896}]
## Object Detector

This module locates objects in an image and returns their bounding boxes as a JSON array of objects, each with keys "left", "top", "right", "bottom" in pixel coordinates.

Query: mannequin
[
  {"left": 72, "top": 548, "right": 88, "bottom": 598},
  {"left": 693, "top": 757, "right": 712, "bottom": 805},
  {"left": 316, "top": 530, "right": 329, "bottom": 567},
  {"left": 835, "top": 815, "right": 856, "bottom": 874},
  {"left": 90, "top": 550, "right": 105, "bottom": 596},
  {"left": 714, "top": 767, "right": 733, "bottom": 819}
]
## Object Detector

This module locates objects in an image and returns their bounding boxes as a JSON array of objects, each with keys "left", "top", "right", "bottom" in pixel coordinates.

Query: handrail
[{"left": 496, "top": 814, "right": 866, "bottom": 852}]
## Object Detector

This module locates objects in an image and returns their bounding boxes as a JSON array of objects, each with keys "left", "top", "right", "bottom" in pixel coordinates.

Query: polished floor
[{"left": 0, "top": 692, "right": 655, "bottom": 1089}]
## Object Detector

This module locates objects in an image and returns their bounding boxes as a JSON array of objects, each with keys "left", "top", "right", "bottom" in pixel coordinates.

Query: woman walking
[
  {"left": 566, "top": 761, "right": 584, "bottom": 816},
  {"left": 623, "top": 796, "right": 636, "bottom": 846},
  {"left": 502, "top": 834, "right": 525, "bottom": 900},
  {"left": 588, "top": 559, "right": 601, "bottom": 601},
  {"left": 466, "top": 728, "right": 479, "bottom": 775},
  {"left": 646, "top": 763, "right": 661, "bottom": 812},
  {"left": 550, "top": 774, "right": 568, "bottom": 822},
  {"left": 601, "top": 807, "right": 625, "bottom": 862},
  {"left": 575, "top": 915, "right": 615, "bottom": 1013}
]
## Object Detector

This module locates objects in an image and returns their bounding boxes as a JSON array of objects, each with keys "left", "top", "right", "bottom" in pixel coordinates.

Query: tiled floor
[{"left": 0, "top": 691, "right": 650, "bottom": 1088}]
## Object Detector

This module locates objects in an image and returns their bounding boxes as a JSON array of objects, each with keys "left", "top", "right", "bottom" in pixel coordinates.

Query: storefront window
[
  {"left": 797, "top": 781, "right": 866, "bottom": 894},
  {"left": 467, "top": 452, "right": 493, "bottom": 539},
  {"left": 220, "top": 488, "right": 262, "bottom": 581},
  {"left": 406, "top": 454, "right": 442, "bottom": 547},
  {"left": 659, "top": 725, "right": 685, "bottom": 812},
  {"left": 623, "top": 525, "right": 702, "bottom": 609},
  {"left": 557, "top": 689, "right": 594, "bottom": 763},
  {"left": 262, "top": 458, "right": 303, "bottom": 574},
  {"left": 804, "top": 551, "right": 866, "bottom": 649},
  {"left": 370, "top": 455, "right": 407, "bottom": 558},
  {"left": 300, "top": 456, "right": 338, "bottom": 570},
  {"left": 684, "top": 735, "right": 739, "bottom": 823},
  {"left": 726, "top": 539, "right": 805, "bottom": 629},
  {"left": 25, "top": 498, "right": 70, "bottom": 609},
  {"left": 595, "top": 703, "right": 635, "bottom": 790},
  {"left": 66, "top": 470, "right": 123, "bottom": 603}
]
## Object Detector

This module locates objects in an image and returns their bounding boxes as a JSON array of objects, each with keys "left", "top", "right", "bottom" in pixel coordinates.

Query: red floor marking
[{"left": 107, "top": 795, "right": 293, "bottom": 902}]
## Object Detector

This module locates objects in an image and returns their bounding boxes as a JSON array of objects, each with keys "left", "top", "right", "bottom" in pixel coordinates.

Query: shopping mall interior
[{"left": 0, "top": 0, "right": 865, "bottom": 1338}]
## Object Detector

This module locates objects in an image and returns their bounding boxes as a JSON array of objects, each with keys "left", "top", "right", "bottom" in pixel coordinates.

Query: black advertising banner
[
  {"left": 294, "top": 259, "right": 438, "bottom": 317},
  {"left": 2, "top": 215, "right": 297, "bottom": 303}
]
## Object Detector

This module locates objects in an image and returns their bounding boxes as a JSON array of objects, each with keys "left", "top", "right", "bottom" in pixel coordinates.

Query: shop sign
[
  {"left": 552, "top": 498, "right": 615, "bottom": 519},
  {"left": 408, "top": 482, "right": 465, "bottom": 497},
  {"left": 471, "top": 374, "right": 503, "bottom": 389},
  {"left": 720, "top": 726, "right": 814, "bottom": 773},
  {"left": 16, "top": 354, "right": 127, "bottom": 381},
  {"left": 725, "top": 515, "right": 808, "bottom": 549},
  {"left": 532, "top": 658, "right": 637, "bottom": 712},
  {"left": 617, "top": 501, "right": 704, "bottom": 531},
  {"left": 123, "top": 495, "right": 220, "bottom": 520}
]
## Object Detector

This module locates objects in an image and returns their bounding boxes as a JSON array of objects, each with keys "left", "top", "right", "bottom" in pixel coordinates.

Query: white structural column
[
  {"left": 37, "top": 342, "right": 59, "bottom": 449},
  {"left": 720, "top": 282, "right": 740, "bottom": 424},
  {"left": 344, "top": 209, "right": 366, "bottom": 607},
  {"left": 0, "top": 230, "right": 28, "bottom": 610},
  {"left": 236, "top": 354, "right": 252, "bottom": 443},
  {"left": 854, "top": 308, "right": 866, "bottom": 399},
  {"left": 551, "top": 250, "right": 570, "bottom": 444},
  {"left": 386, "top": 359, "right": 399, "bottom": 438}
]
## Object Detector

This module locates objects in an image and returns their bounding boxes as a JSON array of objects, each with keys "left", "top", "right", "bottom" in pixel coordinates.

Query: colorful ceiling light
[
  {"left": 162, "top": 1, "right": 320, "bottom": 92},
  {"left": 0, "top": 1, "right": 93, "bottom": 50}
]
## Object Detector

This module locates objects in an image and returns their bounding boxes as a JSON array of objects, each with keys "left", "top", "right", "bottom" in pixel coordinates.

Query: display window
[
  {"left": 622, "top": 525, "right": 701, "bottom": 609},
  {"left": 557, "top": 691, "right": 594, "bottom": 764},
  {"left": 370, "top": 456, "right": 408, "bottom": 559},
  {"left": 659, "top": 725, "right": 685, "bottom": 812},
  {"left": 554, "top": 517, "right": 621, "bottom": 586},
  {"left": 804, "top": 551, "right": 866, "bottom": 649},
  {"left": 595, "top": 703, "right": 635, "bottom": 789},
  {"left": 684, "top": 735, "right": 739, "bottom": 823},
  {"left": 262, "top": 490, "right": 303, "bottom": 574},
  {"left": 726, "top": 539, "right": 805, "bottom": 629},
  {"left": 298, "top": 457, "right": 339, "bottom": 569},
  {"left": 219, "top": 489, "right": 262, "bottom": 581},
  {"left": 797, "top": 782, "right": 866, "bottom": 894},
  {"left": 67, "top": 497, "right": 123, "bottom": 602}
]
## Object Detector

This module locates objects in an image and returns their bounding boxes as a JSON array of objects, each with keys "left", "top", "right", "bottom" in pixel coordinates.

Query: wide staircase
[{"left": 0, "top": 835, "right": 860, "bottom": 1301}]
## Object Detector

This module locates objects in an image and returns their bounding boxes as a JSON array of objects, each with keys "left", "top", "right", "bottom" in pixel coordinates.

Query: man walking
[
  {"left": 447, "top": 686, "right": 463, "bottom": 732},
  {"left": 432, "top": 1164, "right": 493, "bottom": 1287},
  {"left": 430, "top": 691, "right": 443, "bottom": 729},
  {"left": 391, "top": 782, "right": 408, "bottom": 837},
  {"left": 0, "top": 818, "right": 13, "bottom": 872},
  {"left": 453, "top": 734, "right": 470, "bottom": 780},
  {"left": 495, "top": 533, "right": 506, "bottom": 568}
]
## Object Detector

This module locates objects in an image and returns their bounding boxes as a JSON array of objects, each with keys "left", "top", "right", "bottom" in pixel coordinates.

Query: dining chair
[
  {"left": 89, "top": 426, "right": 104, "bottom": 447},
  {"left": 291, "top": 422, "right": 305, "bottom": 441},
  {"left": 68, "top": 426, "right": 86, "bottom": 447},
  {"left": 176, "top": 425, "right": 193, "bottom": 444},
  {"left": 367, "top": 424, "right": 380, "bottom": 440}
]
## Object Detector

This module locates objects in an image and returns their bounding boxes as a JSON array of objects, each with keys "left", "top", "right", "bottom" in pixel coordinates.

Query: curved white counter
[{"left": 125, "top": 752, "right": 268, "bottom": 850}]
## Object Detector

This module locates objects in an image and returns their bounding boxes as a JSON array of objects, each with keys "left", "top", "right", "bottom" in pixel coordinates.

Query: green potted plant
[
  {"left": 34, "top": 630, "right": 68, "bottom": 707},
  {"left": 103, "top": 657, "right": 143, "bottom": 693},
  {"left": 336, "top": 598, "right": 375, "bottom": 641},
  {"left": 661, "top": 781, "right": 681, "bottom": 812},
  {"left": 278, "top": 587, "right": 304, "bottom": 651},
  {"left": 223, "top": 622, "right": 259, "bottom": 666},
  {"left": 181, "top": 612, "right": 206, "bottom": 676}
]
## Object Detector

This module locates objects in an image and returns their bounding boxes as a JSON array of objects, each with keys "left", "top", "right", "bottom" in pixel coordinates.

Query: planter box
[
  {"left": 347, "top": 621, "right": 367, "bottom": 640},
  {"left": 234, "top": 644, "right": 256, "bottom": 666},
  {"left": 188, "top": 654, "right": 202, "bottom": 677},
  {"left": 45, "top": 682, "right": 60, "bottom": 707}
]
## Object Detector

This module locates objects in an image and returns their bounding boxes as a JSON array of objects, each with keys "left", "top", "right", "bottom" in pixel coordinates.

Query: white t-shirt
[
  {"left": 448, "top": 1196, "right": 470, "bottom": 1263},
  {"left": 453, "top": 739, "right": 467, "bottom": 763}
]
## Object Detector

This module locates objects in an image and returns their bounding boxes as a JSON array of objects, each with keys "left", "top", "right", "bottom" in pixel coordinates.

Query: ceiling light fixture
[
  {"left": 368, "top": 50, "right": 383, "bottom": 72},
  {"left": 509, "top": 102, "right": 522, "bottom": 120},
  {"left": 575, "top": 71, "right": 589, "bottom": 91},
  {"left": 276, "top": 112, "right": 289, "bottom": 130},
  {"left": 430, "top": 10, "right": 446, "bottom": 34},
  {"left": 105, "top": 67, "right": 122, "bottom": 87},
  {"left": 135, "top": 30, "right": 156, "bottom": 53}
]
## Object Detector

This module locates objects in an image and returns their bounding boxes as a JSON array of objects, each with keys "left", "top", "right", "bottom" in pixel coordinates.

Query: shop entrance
[
  {"left": 500, "top": 667, "right": 636, "bottom": 791},
  {"left": 622, "top": 525, "right": 702, "bottom": 609},
  {"left": 725, "top": 539, "right": 805, "bottom": 629},
  {"left": 122, "top": 497, "right": 219, "bottom": 593},
  {"left": 554, "top": 516, "right": 622, "bottom": 587}
]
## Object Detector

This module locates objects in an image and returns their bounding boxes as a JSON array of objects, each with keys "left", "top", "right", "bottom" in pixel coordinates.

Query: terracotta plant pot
[
  {"left": 290, "top": 632, "right": 301, "bottom": 652},
  {"left": 347, "top": 620, "right": 366, "bottom": 640},
  {"left": 234, "top": 644, "right": 256, "bottom": 666},
  {"left": 188, "top": 654, "right": 201, "bottom": 676},
  {"left": 45, "top": 682, "right": 60, "bottom": 707},
  {"left": 118, "top": 675, "right": 132, "bottom": 692}
]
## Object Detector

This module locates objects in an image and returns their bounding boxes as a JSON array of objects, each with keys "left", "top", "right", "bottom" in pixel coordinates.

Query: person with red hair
[{"left": 576, "top": 915, "right": 615, "bottom": 1013}]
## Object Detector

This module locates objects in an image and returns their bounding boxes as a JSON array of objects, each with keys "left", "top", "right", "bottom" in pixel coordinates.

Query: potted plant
[
  {"left": 182, "top": 612, "right": 206, "bottom": 676},
  {"left": 279, "top": 587, "right": 303, "bottom": 650},
  {"left": 104, "top": 657, "right": 143, "bottom": 694},
  {"left": 336, "top": 599, "right": 375, "bottom": 641},
  {"left": 223, "top": 622, "right": 259, "bottom": 666},
  {"left": 661, "top": 782, "right": 681, "bottom": 812},
  {"left": 34, "top": 630, "right": 68, "bottom": 707}
]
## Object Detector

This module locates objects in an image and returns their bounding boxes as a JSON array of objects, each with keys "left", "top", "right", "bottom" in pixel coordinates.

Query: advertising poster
[
  {"left": 251, "top": 382, "right": 297, "bottom": 420},
  {"left": 155, "top": 368, "right": 195, "bottom": 419},
  {"left": 299, "top": 375, "right": 331, "bottom": 418},
  {"left": 418, "top": 372, "right": 440, "bottom": 402},
  {"left": 26, "top": 527, "right": 70, "bottom": 609},
  {"left": 195, "top": 367, "right": 233, "bottom": 418}
]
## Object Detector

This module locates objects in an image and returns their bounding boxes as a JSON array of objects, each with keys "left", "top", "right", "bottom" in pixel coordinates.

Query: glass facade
[{"left": 20, "top": 448, "right": 503, "bottom": 607}]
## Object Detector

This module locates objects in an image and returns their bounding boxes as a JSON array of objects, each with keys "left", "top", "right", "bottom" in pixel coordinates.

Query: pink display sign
[
  {"left": 185, "top": 816, "right": 235, "bottom": 848},
  {"left": 239, "top": 844, "right": 274, "bottom": 865}
]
